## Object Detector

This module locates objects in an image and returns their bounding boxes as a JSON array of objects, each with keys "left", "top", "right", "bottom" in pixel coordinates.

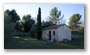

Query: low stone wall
[{"left": 71, "top": 34, "right": 82, "bottom": 38}]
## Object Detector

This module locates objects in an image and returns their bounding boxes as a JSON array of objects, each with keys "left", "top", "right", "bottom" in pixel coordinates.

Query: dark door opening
[{"left": 49, "top": 31, "right": 51, "bottom": 40}]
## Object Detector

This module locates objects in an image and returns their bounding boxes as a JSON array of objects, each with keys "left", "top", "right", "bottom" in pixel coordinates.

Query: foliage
[
  {"left": 69, "top": 13, "right": 82, "bottom": 30},
  {"left": 4, "top": 10, "right": 16, "bottom": 45},
  {"left": 37, "top": 7, "right": 42, "bottom": 40},
  {"left": 24, "top": 19, "right": 35, "bottom": 32},
  {"left": 42, "top": 21, "right": 53, "bottom": 28},
  {"left": 29, "top": 24, "right": 37, "bottom": 38},
  {"left": 15, "top": 21, "right": 24, "bottom": 32},
  {"left": 22, "top": 14, "right": 31, "bottom": 23},
  {"left": 78, "top": 26, "right": 84, "bottom": 33},
  {"left": 49, "top": 7, "right": 64, "bottom": 24},
  {"left": 22, "top": 14, "right": 35, "bottom": 32},
  {"left": 4, "top": 10, "right": 11, "bottom": 23},
  {"left": 8, "top": 9, "right": 20, "bottom": 22}
]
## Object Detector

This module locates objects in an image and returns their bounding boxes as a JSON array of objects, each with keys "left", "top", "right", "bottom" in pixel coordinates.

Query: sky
[{"left": 4, "top": 4, "right": 84, "bottom": 25}]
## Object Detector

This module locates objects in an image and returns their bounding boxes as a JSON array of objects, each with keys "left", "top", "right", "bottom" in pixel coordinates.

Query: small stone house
[{"left": 42, "top": 24, "right": 71, "bottom": 42}]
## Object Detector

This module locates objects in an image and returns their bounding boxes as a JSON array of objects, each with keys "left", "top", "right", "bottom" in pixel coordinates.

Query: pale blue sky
[{"left": 4, "top": 4, "right": 84, "bottom": 25}]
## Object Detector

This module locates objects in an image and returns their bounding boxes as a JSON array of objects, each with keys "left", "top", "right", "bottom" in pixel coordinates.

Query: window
[{"left": 53, "top": 31, "right": 55, "bottom": 35}]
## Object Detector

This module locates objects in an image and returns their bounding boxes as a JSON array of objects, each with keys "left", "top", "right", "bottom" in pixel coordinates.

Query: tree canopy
[
  {"left": 22, "top": 14, "right": 31, "bottom": 23},
  {"left": 8, "top": 9, "right": 20, "bottom": 22},
  {"left": 49, "top": 7, "right": 64, "bottom": 25},
  {"left": 22, "top": 14, "right": 35, "bottom": 32},
  {"left": 69, "top": 13, "right": 82, "bottom": 30}
]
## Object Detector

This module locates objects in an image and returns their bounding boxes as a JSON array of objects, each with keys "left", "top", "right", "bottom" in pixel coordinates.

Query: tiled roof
[{"left": 43, "top": 24, "right": 66, "bottom": 30}]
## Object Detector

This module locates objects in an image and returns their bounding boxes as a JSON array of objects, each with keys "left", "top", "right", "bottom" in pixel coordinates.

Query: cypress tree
[{"left": 37, "top": 7, "right": 42, "bottom": 40}]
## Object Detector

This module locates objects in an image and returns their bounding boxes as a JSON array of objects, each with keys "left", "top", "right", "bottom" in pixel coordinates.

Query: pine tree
[
  {"left": 69, "top": 13, "right": 82, "bottom": 30},
  {"left": 49, "top": 7, "right": 64, "bottom": 24}
]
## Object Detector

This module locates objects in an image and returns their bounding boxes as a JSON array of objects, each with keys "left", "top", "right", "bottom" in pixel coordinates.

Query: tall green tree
[
  {"left": 49, "top": 7, "right": 64, "bottom": 24},
  {"left": 9, "top": 9, "right": 20, "bottom": 22},
  {"left": 69, "top": 13, "right": 82, "bottom": 30},
  {"left": 37, "top": 7, "right": 42, "bottom": 40},
  {"left": 4, "top": 10, "right": 16, "bottom": 46},
  {"left": 22, "top": 14, "right": 35, "bottom": 32}
]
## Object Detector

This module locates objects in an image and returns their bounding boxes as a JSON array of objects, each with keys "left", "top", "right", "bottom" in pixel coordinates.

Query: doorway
[{"left": 49, "top": 31, "right": 51, "bottom": 40}]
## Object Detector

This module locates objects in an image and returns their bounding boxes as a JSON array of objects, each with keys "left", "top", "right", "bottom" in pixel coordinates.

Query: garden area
[
  {"left": 4, "top": 36, "right": 84, "bottom": 49},
  {"left": 4, "top": 5, "right": 84, "bottom": 49}
]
